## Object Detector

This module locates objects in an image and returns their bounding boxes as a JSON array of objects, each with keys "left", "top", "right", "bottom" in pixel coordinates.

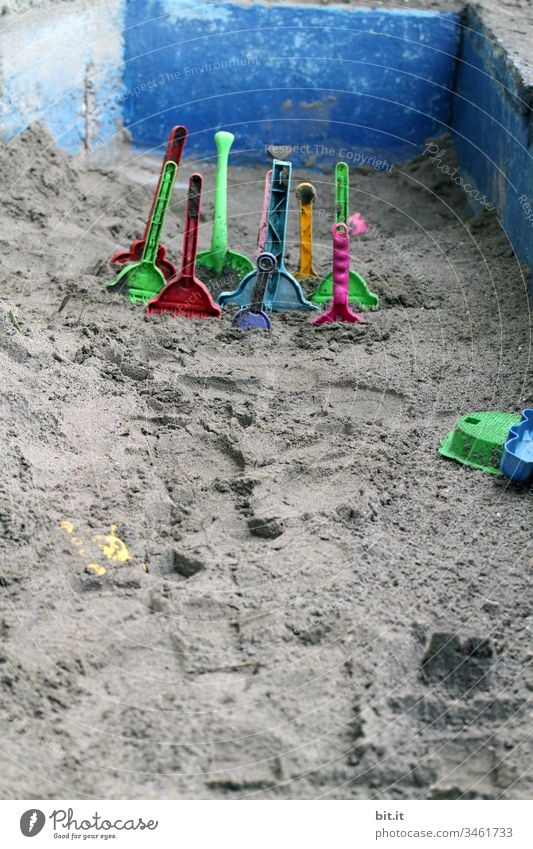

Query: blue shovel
[{"left": 219, "top": 160, "right": 318, "bottom": 312}]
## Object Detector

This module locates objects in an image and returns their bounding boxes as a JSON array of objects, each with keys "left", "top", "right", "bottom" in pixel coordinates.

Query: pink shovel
[
  {"left": 312, "top": 214, "right": 369, "bottom": 325},
  {"left": 257, "top": 169, "right": 272, "bottom": 254}
]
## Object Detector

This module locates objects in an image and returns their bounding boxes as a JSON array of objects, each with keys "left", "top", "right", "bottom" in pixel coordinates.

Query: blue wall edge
[{"left": 451, "top": 6, "right": 533, "bottom": 296}]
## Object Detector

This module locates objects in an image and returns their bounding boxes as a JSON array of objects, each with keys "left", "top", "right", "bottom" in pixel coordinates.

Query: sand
[{"left": 0, "top": 124, "right": 531, "bottom": 800}]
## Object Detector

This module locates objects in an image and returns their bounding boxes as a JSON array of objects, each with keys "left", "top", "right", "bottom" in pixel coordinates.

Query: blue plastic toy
[
  {"left": 219, "top": 160, "right": 319, "bottom": 312},
  {"left": 232, "top": 252, "right": 276, "bottom": 330},
  {"left": 500, "top": 409, "right": 533, "bottom": 482}
]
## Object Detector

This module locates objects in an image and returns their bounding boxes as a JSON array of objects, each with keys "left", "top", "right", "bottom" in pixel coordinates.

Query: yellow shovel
[{"left": 294, "top": 182, "right": 319, "bottom": 280}]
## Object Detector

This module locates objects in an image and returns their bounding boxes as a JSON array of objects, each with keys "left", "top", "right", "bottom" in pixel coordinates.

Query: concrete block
[{"left": 0, "top": 0, "right": 125, "bottom": 152}]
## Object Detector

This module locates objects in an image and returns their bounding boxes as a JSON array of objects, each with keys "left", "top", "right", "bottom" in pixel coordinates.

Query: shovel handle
[
  {"left": 141, "top": 161, "right": 177, "bottom": 265},
  {"left": 332, "top": 222, "right": 350, "bottom": 308},
  {"left": 165, "top": 124, "right": 188, "bottom": 165},
  {"left": 257, "top": 169, "right": 272, "bottom": 253},
  {"left": 296, "top": 182, "right": 316, "bottom": 276},
  {"left": 181, "top": 174, "right": 202, "bottom": 279},
  {"left": 264, "top": 160, "right": 291, "bottom": 269},
  {"left": 335, "top": 162, "right": 349, "bottom": 225},
  {"left": 251, "top": 252, "right": 277, "bottom": 311},
  {"left": 141, "top": 125, "right": 187, "bottom": 242},
  {"left": 209, "top": 131, "right": 234, "bottom": 255}
]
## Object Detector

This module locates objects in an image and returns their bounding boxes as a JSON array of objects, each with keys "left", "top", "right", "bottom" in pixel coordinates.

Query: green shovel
[
  {"left": 196, "top": 131, "right": 253, "bottom": 278},
  {"left": 106, "top": 161, "right": 178, "bottom": 304},
  {"left": 310, "top": 161, "right": 379, "bottom": 309}
]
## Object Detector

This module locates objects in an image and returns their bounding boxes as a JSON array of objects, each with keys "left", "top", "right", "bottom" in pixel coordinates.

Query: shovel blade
[
  {"left": 219, "top": 268, "right": 319, "bottom": 312},
  {"left": 310, "top": 269, "right": 379, "bottom": 309},
  {"left": 312, "top": 303, "right": 366, "bottom": 325},
  {"left": 146, "top": 275, "right": 221, "bottom": 319},
  {"left": 197, "top": 247, "right": 253, "bottom": 278},
  {"left": 268, "top": 271, "right": 319, "bottom": 312},
  {"left": 127, "top": 265, "right": 168, "bottom": 304},
  {"left": 232, "top": 308, "right": 271, "bottom": 330},
  {"left": 106, "top": 261, "right": 138, "bottom": 295},
  {"left": 107, "top": 261, "right": 167, "bottom": 304}
]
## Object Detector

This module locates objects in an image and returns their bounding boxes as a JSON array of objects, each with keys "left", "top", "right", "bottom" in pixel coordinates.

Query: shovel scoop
[
  {"left": 106, "top": 160, "right": 177, "bottom": 304},
  {"left": 110, "top": 125, "right": 187, "bottom": 281},
  {"left": 196, "top": 131, "right": 253, "bottom": 278},
  {"left": 312, "top": 220, "right": 367, "bottom": 325},
  {"left": 146, "top": 174, "right": 221, "bottom": 320},
  {"left": 232, "top": 252, "right": 277, "bottom": 331}
]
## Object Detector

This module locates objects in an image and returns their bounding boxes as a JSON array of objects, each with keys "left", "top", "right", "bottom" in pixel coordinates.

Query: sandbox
[{"left": 0, "top": 0, "right": 531, "bottom": 802}]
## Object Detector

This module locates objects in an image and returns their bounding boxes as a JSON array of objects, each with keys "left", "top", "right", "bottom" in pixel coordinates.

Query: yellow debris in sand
[
  {"left": 86, "top": 564, "right": 107, "bottom": 577},
  {"left": 59, "top": 520, "right": 132, "bottom": 570},
  {"left": 92, "top": 524, "right": 131, "bottom": 563}
]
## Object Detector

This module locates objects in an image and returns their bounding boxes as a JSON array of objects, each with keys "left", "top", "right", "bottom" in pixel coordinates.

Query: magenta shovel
[{"left": 312, "top": 214, "right": 369, "bottom": 325}]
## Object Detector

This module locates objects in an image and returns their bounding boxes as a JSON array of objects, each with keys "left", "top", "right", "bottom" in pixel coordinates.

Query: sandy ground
[{"left": 0, "top": 124, "right": 531, "bottom": 800}]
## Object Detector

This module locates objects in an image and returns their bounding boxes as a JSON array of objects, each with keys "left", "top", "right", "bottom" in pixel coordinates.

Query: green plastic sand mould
[{"left": 439, "top": 411, "right": 522, "bottom": 476}]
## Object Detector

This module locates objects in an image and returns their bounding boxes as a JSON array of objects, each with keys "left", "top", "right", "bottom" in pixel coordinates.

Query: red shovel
[
  {"left": 146, "top": 174, "right": 221, "bottom": 320},
  {"left": 110, "top": 125, "right": 187, "bottom": 280}
]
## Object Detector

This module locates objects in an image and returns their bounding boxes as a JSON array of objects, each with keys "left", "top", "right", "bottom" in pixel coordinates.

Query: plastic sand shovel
[
  {"left": 106, "top": 160, "right": 177, "bottom": 303},
  {"left": 232, "top": 252, "right": 277, "bottom": 331},
  {"left": 257, "top": 169, "right": 272, "bottom": 254},
  {"left": 500, "top": 409, "right": 533, "bottom": 482},
  {"left": 110, "top": 125, "right": 187, "bottom": 280},
  {"left": 219, "top": 160, "right": 319, "bottom": 312},
  {"left": 310, "top": 161, "right": 379, "bottom": 309},
  {"left": 196, "top": 131, "right": 253, "bottom": 278},
  {"left": 312, "top": 222, "right": 367, "bottom": 325},
  {"left": 146, "top": 174, "right": 221, "bottom": 320},
  {"left": 294, "top": 182, "right": 318, "bottom": 279}
]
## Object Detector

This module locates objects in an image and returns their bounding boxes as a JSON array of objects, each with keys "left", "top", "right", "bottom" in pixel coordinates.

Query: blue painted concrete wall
[
  {"left": 0, "top": 1, "right": 125, "bottom": 152},
  {"left": 452, "top": 7, "right": 533, "bottom": 293},
  {"left": 123, "top": 1, "right": 460, "bottom": 166}
]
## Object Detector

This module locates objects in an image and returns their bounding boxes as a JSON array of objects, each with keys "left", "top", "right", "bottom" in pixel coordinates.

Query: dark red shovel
[
  {"left": 110, "top": 125, "right": 188, "bottom": 280},
  {"left": 146, "top": 174, "right": 221, "bottom": 320}
]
